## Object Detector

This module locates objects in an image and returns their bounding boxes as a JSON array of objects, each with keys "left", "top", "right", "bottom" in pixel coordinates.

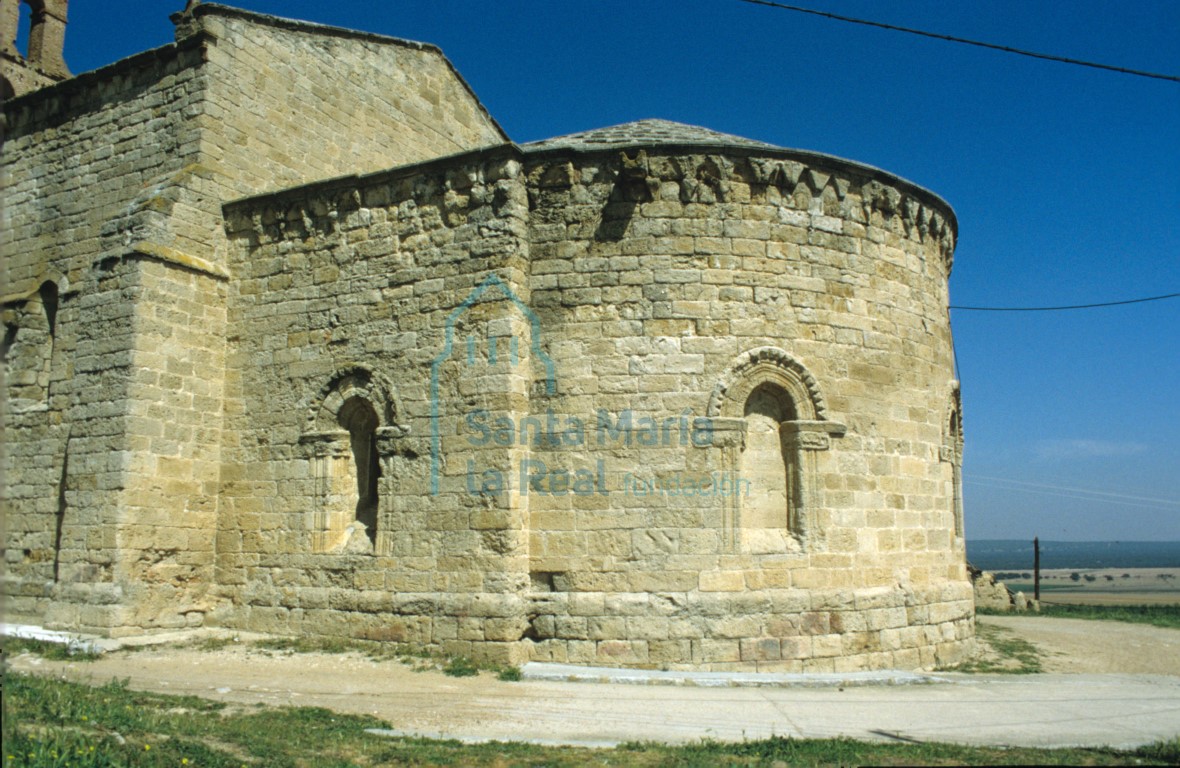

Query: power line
[
  {"left": 950, "top": 292, "right": 1180, "bottom": 312},
  {"left": 736, "top": 0, "right": 1180, "bottom": 84},
  {"left": 963, "top": 479, "right": 1176, "bottom": 513},
  {"left": 967, "top": 474, "right": 1180, "bottom": 507}
]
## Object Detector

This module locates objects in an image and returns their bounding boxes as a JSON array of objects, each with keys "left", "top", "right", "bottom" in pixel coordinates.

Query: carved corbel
[
  {"left": 537, "top": 161, "right": 577, "bottom": 189},
  {"left": 617, "top": 150, "right": 659, "bottom": 201}
]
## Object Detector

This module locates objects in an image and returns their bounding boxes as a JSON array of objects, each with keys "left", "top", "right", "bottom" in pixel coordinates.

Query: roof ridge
[{"left": 525, "top": 119, "right": 780, "bottom": 151}]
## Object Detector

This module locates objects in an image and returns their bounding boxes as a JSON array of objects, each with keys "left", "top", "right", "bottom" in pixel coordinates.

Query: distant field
[
  {"left": 997, "top": 568, "right": 1180, "bottom": 606},
  {"left": 967, "top": 539, "right": 1180, "bottom": 571},
  {"left": 1034, "top": 593, "right": 1180, "bottom": 606}
]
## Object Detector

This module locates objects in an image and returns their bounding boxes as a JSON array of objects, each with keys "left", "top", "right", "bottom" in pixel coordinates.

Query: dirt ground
[
  {"left": 1036, "top": 592, "right": 1180, "bottom": 606},
  {"left": 9, "top": 618, "right": 1180, "bottom": 712},
  {"left": 9, "top": 615, "right": 1180, "bottom": 748},
  {"left": 977, "top": 614, "right": 1180, "bottom": 674}
]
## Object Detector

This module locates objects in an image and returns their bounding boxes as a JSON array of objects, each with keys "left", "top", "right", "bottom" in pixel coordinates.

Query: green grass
[
  {"left": 5, "top": 672, "right": 1178, "bottom": 767},
  {"left": 1136, "top": 737, "right": 1180, "bottom": 764},
  {"left": 441, "top": 656, "right": 480, "bottom": 677},
  {"left": 1037, "top": 603, "right": 1180, "bottom": 629},
  {"left": 252, "top": 636, "right": 370, "bottom": 656},
  {"left": 243, "top": 635, "right": 518, "bottom": 679},
  {"left": 2, "top": 636, "right": 101, "bottom": 662},
  {"left": 1001, "top": 582, "right": 1076, "bottom": 592},
  {"left": 188, "top": 636, "right": 242, "bottom": 653},
  {"left": 496, "top": 665, "right": 523, "bottom": 682},
  {"left": 947, "top": 623, "right": 1043, "bottom": 674},
  {"left": 977, "top": 602, "right": 1180, "bottom": 629}
]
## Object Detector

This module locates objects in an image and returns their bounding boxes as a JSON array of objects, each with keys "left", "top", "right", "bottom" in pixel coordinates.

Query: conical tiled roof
[{"left": 524, "top": 119, "right": 780, "bottom": 152}]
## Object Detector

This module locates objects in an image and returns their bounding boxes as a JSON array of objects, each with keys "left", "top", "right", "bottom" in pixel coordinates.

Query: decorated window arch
[
  {"left": 941, "top": 386, "right": 965, "bottom": 540},
  {"left": 300, "top": 366, "right": 405, "bottom": 553},
  {"left": 1, "top": 279, "right": 60, "bottom": 411},
  {"left": 707, "top": 347, "right": 844, "bottom": 553}
]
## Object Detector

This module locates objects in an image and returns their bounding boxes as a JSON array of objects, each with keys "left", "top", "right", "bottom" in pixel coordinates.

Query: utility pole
[{"left": 1033, "top": 536, "right": 1040, "bottom": 601}]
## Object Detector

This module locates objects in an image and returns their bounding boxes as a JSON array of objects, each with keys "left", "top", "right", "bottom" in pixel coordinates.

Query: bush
[
  {"left": 496, "top": 666, "right": 522, "bottom": 682},
  {"left": 442, "top": 657, "right": 479, "bottom": 677}
]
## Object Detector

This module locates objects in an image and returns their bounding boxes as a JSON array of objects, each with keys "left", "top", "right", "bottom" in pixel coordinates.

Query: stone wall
[
  {"left": 218, "top": 149, "right": 533, "bottom": 662},
  {"left": 1, "top": 51, "right": 63, "bottom": 97},
  {"left": 516, "top": 144, "right": 970, "bottom": 670},
  {"left": 2, "top": 41, "right": 212, "bottom": 627},
  {"left": 1, "top": 0, "right": 70, "bottom": 98},
  {"left": 2, "top": 4, "right": 507, "bottom": 633},
  {"left": 218, "top": 136, "right": 973, "bottom": 671},
  {"left": 4, "top": 3, "right": 973, "bottom": 669},
  {"left": 187, "top": 4, "right": 506, "bottom": 263}
]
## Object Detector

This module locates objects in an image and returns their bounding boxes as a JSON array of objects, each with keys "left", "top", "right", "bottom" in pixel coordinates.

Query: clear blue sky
[{"left": 38, "top": 0, "right": 1180, "bottom": 541}]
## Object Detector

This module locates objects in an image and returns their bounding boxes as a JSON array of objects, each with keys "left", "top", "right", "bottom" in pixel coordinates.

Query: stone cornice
[
  {"left": 524, "top": 144, "right": 958, "bottom": 275},
  {"left": 112, "top": 242, "right": 230, "bottom": 281},
  {"left": 523, "top": 141, "right": 957, "bottom": 239}
]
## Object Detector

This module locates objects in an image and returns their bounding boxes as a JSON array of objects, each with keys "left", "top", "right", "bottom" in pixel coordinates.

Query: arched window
[
  {"left": 338, "top": 396, "right": 380, "bottom": 545},
  {"left": 300, "top": 367, "right": 403, "bottom": 554},
  {"left": 740, "top": 383, "right": 799, "bottom": 552},
  {"left": 1, "top": 0, "right": 69, "bottom": 79},
  {"left": 38, "top": 280, "right": 57, "bottom": 338},
  {"left": 947, "top": 408, "right": 964, "bottom": 538},
  {"left": 708, "top": 347, "right": 845, "bottom": 554},
  {"left": 1, "top": 0, "right": 27, "bottom": 58},
  {"left": 1, "top": 279, "right": 58, "bottom": 409}
]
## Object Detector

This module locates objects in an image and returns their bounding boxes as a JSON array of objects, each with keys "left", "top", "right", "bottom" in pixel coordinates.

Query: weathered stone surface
[
  {"left": 1, "top": 0, "right": 70, "bottom": 98},
  {"left": 3, "top": 5, "right": 973, "bottom": 671}
]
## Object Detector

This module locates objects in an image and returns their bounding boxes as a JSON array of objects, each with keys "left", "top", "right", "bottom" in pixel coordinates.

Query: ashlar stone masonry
[{"left": 3, "top": 2, "right": 974, "bottom": 671}]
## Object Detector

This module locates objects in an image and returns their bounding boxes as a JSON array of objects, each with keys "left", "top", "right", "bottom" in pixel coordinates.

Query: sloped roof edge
[{"left": 187, "top": 3, "right": 508, "bottom": 143}]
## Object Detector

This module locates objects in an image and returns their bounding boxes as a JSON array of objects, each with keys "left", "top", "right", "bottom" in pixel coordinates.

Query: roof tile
[{"left": 525, "top": 118, "right": 779, "bottom": 152}]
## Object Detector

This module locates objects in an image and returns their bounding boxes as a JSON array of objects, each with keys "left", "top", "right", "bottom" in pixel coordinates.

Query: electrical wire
[
  {"left": 736, "top": 0, "right": 1180, "bottom": 84},
  {"left": 967, "top": 474, "right": 1180, "bottom": 507},
  {"left": 964, "top": 479, "right": 1177, "bottom": 513},
  {"left": 950, "top": 292, "right": 1180, "bottom": 312}
]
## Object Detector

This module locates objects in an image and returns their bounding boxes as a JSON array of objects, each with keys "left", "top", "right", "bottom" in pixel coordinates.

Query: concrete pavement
[
  {"left": 366, "top": 668, "right": 1180, "bottom": 749},
  {"left": 7, "top": 625, "right": 1179, "bottom": 750}
]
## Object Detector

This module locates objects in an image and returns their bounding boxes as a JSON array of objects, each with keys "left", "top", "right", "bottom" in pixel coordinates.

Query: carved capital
[
  {"left": 299, "top": 431, "right": 350, "bottom": 459},
  {"left": 781, "top": 420, "right": 846, "bottom": 451},
  {"left": 706, "top": 417, "right": 746, "bottom": 449}
]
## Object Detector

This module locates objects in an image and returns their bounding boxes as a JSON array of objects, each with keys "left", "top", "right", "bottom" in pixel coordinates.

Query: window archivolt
[
  {"left": 300, "top": 366, "right": 404, "bottom": 554},
  {"left": 708, "top": 348, "right": 844, "bottom": 554},
  {"left": 707, "top": 346, "right": 826, "bottom": 421},
  {"left": 305, "top": 365, "right": 398, "bottom": 434},
  {"left": 941, "top": 385, "right": 965, "bottom": 539}
]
